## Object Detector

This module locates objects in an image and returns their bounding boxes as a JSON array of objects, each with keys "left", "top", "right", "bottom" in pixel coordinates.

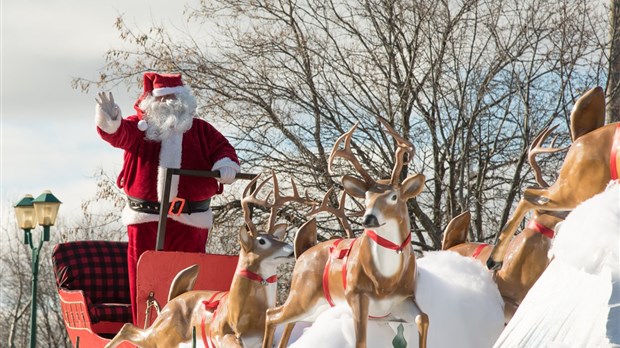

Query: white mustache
[{"left": 144, "top": 101, "right": 193, "bottom": 140}]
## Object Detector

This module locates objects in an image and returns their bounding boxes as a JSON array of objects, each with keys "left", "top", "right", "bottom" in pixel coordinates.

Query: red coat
[{"left": 97, "top": 115, "right": 239, "bottom": 228}]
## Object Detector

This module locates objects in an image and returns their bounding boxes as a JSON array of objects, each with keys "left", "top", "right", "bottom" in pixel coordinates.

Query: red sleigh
[{"left": 52, "top": 169, "right": 254, "bottom": 347}]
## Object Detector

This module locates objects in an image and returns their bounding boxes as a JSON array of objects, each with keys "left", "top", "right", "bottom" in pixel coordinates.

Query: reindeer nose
[{"left": 363, "top": 214, "right": 380, "bottom": 228}]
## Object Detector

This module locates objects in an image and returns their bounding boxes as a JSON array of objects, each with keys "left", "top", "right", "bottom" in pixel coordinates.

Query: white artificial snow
[{"left": 495, "top": 181, "right": 620, "bottom": 347}]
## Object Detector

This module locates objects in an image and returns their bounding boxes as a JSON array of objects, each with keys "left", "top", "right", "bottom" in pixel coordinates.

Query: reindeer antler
[
  {"left": 528, "top": 124, "right": 569, "bottom": 187},
  {"left": 267, "top": 170, "right": 312, "bottom": 234},
  {"left": 329, "top": 120, "right": 415, "bottom": 187},
  {"left": 307, "top": 187, "right": 354, "bottom": 238},
  {"left": 241, "top": 171, "right": 311, "bottom": 236},
  {"left": 328, "top": 122, "right": 375, "bottom": 184},
  {"left": 241, "top": 173, "right": 271, "bottom": 237},
  {"left": 376, "top": 118, "right": 415, "bottom": 185}
]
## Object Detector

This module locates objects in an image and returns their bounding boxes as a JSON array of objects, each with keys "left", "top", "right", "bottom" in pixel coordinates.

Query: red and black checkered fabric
[{"left": 52, "top": 240, "right": 132, "bottom": 323}]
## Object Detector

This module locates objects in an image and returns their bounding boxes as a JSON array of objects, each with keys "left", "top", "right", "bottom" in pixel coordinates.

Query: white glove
[
  {"left": 95, "top": 92, "right": 122, "bottom": 133},
  {"left": 96, "top": 92, "right": 121, "bottom": 120},
  {"left": 217, "top": 166, "right": 238, "bottom": 184}
]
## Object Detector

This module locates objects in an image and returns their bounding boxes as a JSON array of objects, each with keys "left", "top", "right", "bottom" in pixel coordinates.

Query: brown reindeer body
[
  {"left": 263, "top": 120, "right": 429, "bottom": 348},
  {"left": 264, "top": 200, "right": 423, "bottom": 348},
  {"left": 487, "top": 85, "right": 620, "bottom": 270},
  {"left": 301, "top": 230, "right": 418, "bottom": 318},
  {"left": 206, "top": 246, "right": 287, "bottom": 348},
  {"left": 444, "top": 212, "right": 560, "bottom": 322}
]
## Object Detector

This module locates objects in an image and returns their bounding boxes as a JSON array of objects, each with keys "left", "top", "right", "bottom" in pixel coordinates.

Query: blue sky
[{"left": 1, "top": 0, "right": 193, "bottom": 225}]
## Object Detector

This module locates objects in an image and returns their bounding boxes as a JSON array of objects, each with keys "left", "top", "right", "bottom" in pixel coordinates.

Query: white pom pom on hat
[{"left": 137, "top": 119, "right": 148, "bottom": 131}]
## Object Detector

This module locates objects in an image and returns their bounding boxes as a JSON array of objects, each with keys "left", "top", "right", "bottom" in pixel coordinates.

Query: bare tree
[
  {"left": 608, "top": 0, "right": 620, "bottom": 123},
  {"left": 0, "top": 170, "right": 130, "bottom": 347},
  {"left": 0, "top": 222, "right": 72, "bottom": 348},
  {"left": 74, "top": 0, "right": 608, "bottom": 250}
]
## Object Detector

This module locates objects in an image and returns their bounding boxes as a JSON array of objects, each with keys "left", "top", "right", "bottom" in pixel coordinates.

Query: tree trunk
[{"left": 608, "top": 0, "right": 620, "bottom": 123}]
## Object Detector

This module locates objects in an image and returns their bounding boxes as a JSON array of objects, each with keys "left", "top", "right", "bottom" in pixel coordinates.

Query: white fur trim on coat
[
  {"left": 211, "top": 157, "right": 241, "bottom": 172},
  {"left": 157, "top": 133, "right": 183, "bottom": 201},
  {"left": 121, "top": 205, "right": 213, "bottom": 229}
]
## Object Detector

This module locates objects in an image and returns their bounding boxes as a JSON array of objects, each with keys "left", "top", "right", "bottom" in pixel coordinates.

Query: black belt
[{"left": 127, "top": 196, "right": 211, "bottom": 215}]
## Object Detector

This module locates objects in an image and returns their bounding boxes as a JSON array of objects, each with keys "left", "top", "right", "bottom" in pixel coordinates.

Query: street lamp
[{"left": 14, "top": 190, "right": 61, "bottom": 348}]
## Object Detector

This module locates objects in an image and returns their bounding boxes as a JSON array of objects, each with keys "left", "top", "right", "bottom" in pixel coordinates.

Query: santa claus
[{"left": 95, "top": 72, "right": 240, "bottom": 324}]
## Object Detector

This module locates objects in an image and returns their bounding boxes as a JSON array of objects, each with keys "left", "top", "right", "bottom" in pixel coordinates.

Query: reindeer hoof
[{"left": 486, "top": 258, "right": 502, "bottom": 271}]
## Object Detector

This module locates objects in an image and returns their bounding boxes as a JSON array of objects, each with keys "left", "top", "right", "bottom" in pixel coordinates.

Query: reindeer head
[
  {"left": 237, "top": 224, "right": 294, "bottom": 271},
  {"left": 240, "top": 171, "right": 310, "bottom": 270},
  {"left": 328, "top": 119, "right": 425, "bottom": 232}
]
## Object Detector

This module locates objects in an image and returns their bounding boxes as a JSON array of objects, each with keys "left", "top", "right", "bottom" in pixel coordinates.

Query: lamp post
[{"left": 14, "top": 190, "right": 61, "bottom": 348}]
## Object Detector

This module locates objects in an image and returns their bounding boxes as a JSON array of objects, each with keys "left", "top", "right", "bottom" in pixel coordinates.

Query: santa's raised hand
[
  {"left": 95, "top": 92, "right": 122, "bottom": 134},
  {"left": 96, "top": 92, "right": 121, "bottom": 120}
]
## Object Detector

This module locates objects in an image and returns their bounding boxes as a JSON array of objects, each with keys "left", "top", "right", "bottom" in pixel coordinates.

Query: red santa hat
[{"left": 133, "top": 72, "right": 186, "bottom": 131}]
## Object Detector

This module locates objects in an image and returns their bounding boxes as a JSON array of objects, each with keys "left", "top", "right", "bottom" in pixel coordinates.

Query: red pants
[{"left": 127, "top": 220, "right": 209, "bottom": 325}]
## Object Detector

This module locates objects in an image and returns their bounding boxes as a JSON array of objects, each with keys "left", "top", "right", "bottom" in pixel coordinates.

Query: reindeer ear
[
  {"left": 271, "top": 223, "right": 288, "bottom": 240},
  {"left": 294, "top": 218, "right": 317, "bottom": 259},
  {"left": 168, "top": 264, "right": 199, "bottom": 302},
  {"left": 342, "top": 174, "right": 368, "bottom": 199},
  {"left": 401, "top": 173, "right": 425, "bottom": 200},
  {"left": 239, "top": 226, "right": 254, "bottom": 252},
  {"left": 441, "top": 211, "right": 471, "bottom": 250}
]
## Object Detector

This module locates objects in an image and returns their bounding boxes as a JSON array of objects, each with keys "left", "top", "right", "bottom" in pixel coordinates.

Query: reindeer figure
[
  {"left": 105, "top": 172, "right": 307, "bottom": 348},
  {"left": 442, "top": 211, "right": 559, "bottom": 322},
  {"left": 442, "top": 125, "right": 568, "bottom": 321},
  {"left": 487, "top": 86, "right": 620, "bottom": 270},
  {"left": 263, "top": 119, "right": 429, "bottom": 348}
]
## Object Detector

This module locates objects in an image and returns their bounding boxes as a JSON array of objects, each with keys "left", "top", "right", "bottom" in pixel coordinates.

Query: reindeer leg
[
  {"left": 488, "top": 186, "right": 575, "bottom": 270},
  {"left": 264, "top": 296, "right": 322, "bottom": 348},
  {"left": 277, "top": 323, "right": 296, "bottom": 348},
  {"left": 104, "top": 323, "right": 147, "bottom": 348},
  {"left": 391, "top": 297, "right": 429, "bottom": 348},
  {"left": 409, "top": 298, "right": 429, "bottom": 348},
  {"left": 220, "top": 334, "right": 243, "bottom": 347},
  {"left": 487, "top": 196, "right": 536, "bottom": 270},
  {"left": 415, "top": 312, "right": 429, "bottom": 348},
  {"left": 264, "top": 305, "right": 299, "bottom": 348},
  {"left": 347, "top": 293, "right": 369, "bottom": 348},
  {"left": 263, "top": 306, "right": 280, "bottom": 348}
]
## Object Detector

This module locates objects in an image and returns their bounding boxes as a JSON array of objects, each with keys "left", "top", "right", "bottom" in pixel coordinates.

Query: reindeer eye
[
  {"left": 257, "top": 237, "right": 266, "bottom": 245},
  {"left": 391, "top": 194, "right": 397, "bottom": 201}
]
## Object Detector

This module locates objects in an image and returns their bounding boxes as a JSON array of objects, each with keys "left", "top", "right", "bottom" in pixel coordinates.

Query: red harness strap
[
  {"left": 321, "top": 232, "right": 412, "bottom": 319},
  {"left": 237, "top": 269, "right": 278, "bottom": 285},
  {"left": 322, "top": 238, "right": 359, "bottom": 307},
  {"left": 611, "top": 124, "right": 620, "bottom": 181},
  {"left": 527, "top": 220, "right": 555, "bottom": 239},
  {"left": 322, "top": 231, "right": 412, "bottom": 308},
  {"left": 201, "top": 291, "right": 228, "bottom": 348},
  {"left": 365, "top": 230, "right": 412, "bottom": 254},
  {"left": 472, "top": 244, "right": 489, "bottom": 259},
  {"left": 340, "top": 238, "right": 358, "bottom": 290}
]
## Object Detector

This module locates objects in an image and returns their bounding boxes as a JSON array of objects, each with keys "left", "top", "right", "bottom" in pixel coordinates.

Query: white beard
[{"left": 140, "top": 91, "right": 196, "bottom": 141}]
